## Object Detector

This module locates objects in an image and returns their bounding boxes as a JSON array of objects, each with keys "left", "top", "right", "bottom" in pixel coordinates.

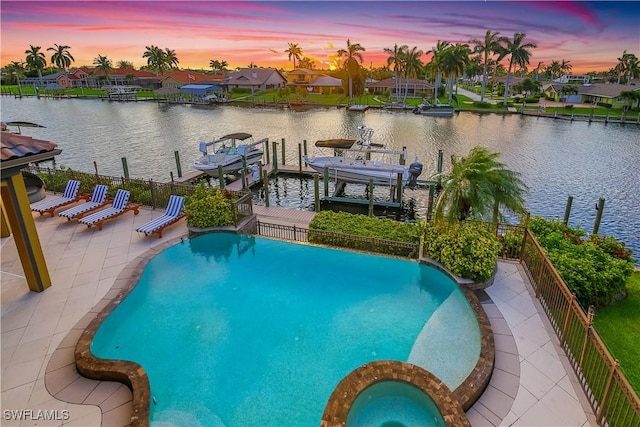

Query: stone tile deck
[{"left": 1, "top": 196, "right": 596, "bottom": 426}]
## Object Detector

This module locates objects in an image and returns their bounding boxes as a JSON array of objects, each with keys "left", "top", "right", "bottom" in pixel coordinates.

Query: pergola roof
[{"left": 1, "top": 131, "right": 61, "bottom": 170}]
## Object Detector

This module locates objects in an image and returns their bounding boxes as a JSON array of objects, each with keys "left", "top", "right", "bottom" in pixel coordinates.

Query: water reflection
[{"left": 4, "top": 96, "right": 638, "bottom": 257}]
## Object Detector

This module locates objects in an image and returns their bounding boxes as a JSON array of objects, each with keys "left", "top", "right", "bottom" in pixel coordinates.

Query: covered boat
[
  {"left": 412, "top": 100, "right": 455, "bottom": 117},
  {"left": 303, "top": 126, "right": 422, "bottom": 188},
  {"left": 193, "top": 132, "right": 267, "bottom": 177}
]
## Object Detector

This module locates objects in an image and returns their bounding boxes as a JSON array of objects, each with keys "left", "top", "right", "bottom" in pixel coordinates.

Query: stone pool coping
[{"left": 56, "top": 235, "right": 494, "bottom": 426}]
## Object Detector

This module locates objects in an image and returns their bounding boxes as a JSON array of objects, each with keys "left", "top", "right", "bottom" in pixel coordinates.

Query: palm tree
[
  {"left": 531, "top": 61, "right": 545, "bottom": 81},
  {"left": 143, "top": 45, "right": 166, "bottom": 75},
  {"left": 426, "top": 40, "right": 450, "bottom": 102},
  {"left": 4, "top": 61, "right": 25, "bottom": 85},
  {"left": 93, "top": 54, "right": 113, "bottom": 85},
  {"left": 337, "top": 39, "right": 366, "bottom": 99},
  {"left": 434, "top": 146, "right": 528, "bottom": 223},
  {"left": 439, "top": 43, "right": 471, "bottom": 103},
  {"left": 298, "top": 57, "right": 314, "bottom": 70},
  {"left": 47, "top": 44, "right": 74, "bottom": 72},
  {"left": 616, "top": 51, "right": 639, "bottom": 85},
  {"left": 116, "top": 60, "right": 134, "bottom": 69},
  {"left": 469, "top": 30, "right": 501, "bottom": 102},
  {"left": 164, "top": 48, "right": 179, "bottom": 70},
  {"left": 559, "top": 84, "right": 578, "bottom": 106},
  {"left": 401, "top": 46, "right": 424, "bottom": 103},
  {"left": 284, "top": 43, "right": 303, "bottom": 70},
  {"left": 384, "top": 43, "right": 407, "bottom": 102},
  {"left": 496, "top": 32, "right": 537, "bottom": 106},
  {"left": 619, "top": 90, "right": 640, "bottom": 111},
  {"left": 560, "top": 59, "right": 572, "bottom": 76},
  {"left": 24, "top": 45, "right": 47, "bottom": 87}
]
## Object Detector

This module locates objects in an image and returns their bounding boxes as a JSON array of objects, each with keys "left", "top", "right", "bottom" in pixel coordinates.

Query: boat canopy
[
  {"left": 315, "top": 139, "right": 357, "bottom": 148},
  {"left": 219, "top": 133, "right": 253, "bottom": 141}
]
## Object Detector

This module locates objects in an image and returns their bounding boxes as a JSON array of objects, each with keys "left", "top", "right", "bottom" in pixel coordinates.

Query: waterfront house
[
  {"left": 225, "top": 68, "right": 287, "bottom": 94},
  {"left": 159, "top": 70, "right": 213, "bottom": 89},
  {"left": 77, "top": 67, "right": 160, "bottom": 89},
  {"left": 19, "top": 71, "right": 72, "bottom": 90},
  {"left": 367, "top": 77, "right": 434, "bottom": 98},
  {"left": 285, "top": 68, "right": 343, "bottom": 94},
  {"left": 577, "top": 83, "right": 640, "bottom": 108}
]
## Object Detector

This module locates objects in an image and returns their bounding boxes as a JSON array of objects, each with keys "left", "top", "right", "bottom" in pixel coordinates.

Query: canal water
[{"left": 3, "top": 96, "right": 638, "bottom": 258}]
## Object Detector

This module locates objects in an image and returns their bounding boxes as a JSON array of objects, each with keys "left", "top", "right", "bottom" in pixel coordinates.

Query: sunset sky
[{"left": 1, "top": 1, "right": 638, "bottom": 74}]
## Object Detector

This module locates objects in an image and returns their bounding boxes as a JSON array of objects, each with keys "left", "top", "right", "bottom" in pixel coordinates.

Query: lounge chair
[
  {"left": 136, "top": 195, "right": 185, "bottom": 238},
  {"left": 31, "top": 179, "right": 82, "bottom": 216},
  {"left": 78, "top": 189, "right": 140, "bottom": 230},
  {"left": 57, "top": 184, "right": 109, "bottom": 220}
]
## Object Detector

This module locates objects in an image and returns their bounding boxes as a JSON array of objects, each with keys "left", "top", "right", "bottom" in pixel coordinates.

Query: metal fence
[{"left": 520, "top": 229, "right": 640, "bottom": 426}]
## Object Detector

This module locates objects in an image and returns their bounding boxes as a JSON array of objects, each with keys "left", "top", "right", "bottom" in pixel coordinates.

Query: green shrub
[
  {"left": 499, "top": 227, "right": 525, "bottom": 259},
  {"left": 423, "top": 221, "right": 501, "bottom": 282},
  {"left": 308, "top": 211, "right": 421, "bottom": 256},
  {"left": 565, "top": 104, "right": 574, "bottom": 110},
  {"left": 183, "top": 184, "right": 234, "bottom": 228},
  {"left": 528, "top": 216, "right": 635, "bottom": 307}
]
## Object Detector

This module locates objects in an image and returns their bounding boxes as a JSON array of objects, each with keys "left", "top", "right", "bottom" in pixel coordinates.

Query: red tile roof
[
  {"left": 160, "top": 70, "right": 211, "bottom": 83},
  {"left": 1, "top": 131, "right": 59, "bottom": 162}
]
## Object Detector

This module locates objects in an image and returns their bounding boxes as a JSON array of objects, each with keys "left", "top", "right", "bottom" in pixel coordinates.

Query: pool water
[
  {"left": 347, "top": 381, "right": 446, "bottom": 427},
  {"left": 91, "top": 233, "right": 480, "bottom": 426}
]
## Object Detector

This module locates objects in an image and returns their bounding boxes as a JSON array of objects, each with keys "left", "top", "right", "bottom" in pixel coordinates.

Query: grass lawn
[{"left": 593, "top": 271, "right": 640, "bottom": 394}]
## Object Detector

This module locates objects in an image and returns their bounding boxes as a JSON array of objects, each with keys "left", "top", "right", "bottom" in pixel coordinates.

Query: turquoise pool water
[
  {"left": 91, "top": 233, "right": 480, "bottom": 426},
  {"left": 347, "top": 381, "right": 446, "bottom": 427}
]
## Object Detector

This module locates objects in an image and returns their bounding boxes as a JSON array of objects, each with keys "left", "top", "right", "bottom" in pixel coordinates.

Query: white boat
[
  {"left": 303, "top": 126, "right": 423, "bottom": 188},
  {"left": 412, "top": 100, "right": 455, "bottom": 117},
  {"left": 193, "top": 132, "right": 267, "bottom": 177}
]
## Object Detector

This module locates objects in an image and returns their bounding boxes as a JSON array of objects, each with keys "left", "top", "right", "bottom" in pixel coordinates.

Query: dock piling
[
  {"left": 298, "top": 143, "right": 302, "bottom": 174},
  {"left": 396, "top": 173, "right": 403, "bottom": 205},
  {"left": 368, "top": 178, "right": 374, "bottom": 217},
  {"left": 265, "top": 141, "right": 270, "bottom": 165},
  {"left": 314, "top": 174, "right": 320, "bottom": 212},
  {"left": 272, "top": 141, "right": 278, "bottom": 173},
  {"left": 174, "top": 151, "right": 183, "bottom": 178},
  {"left": 303, "top": 140, "right": 308, "bottom": 156},
  {"left": 563, "top": 196, "right": 573, "bottom": 224},
  {"left": 262, "top": 170, "right": 270, "bottom": 207},
  {"left": 218, "top": 165, "right": 225, "bottom": 189},
  {"left": 281, "top": 138, "right": 286, "bottom": 165},
  {"left": 323, "top": 167, "right": 329, "bottom": 197},
  {"left": 121, "top": 157, "right": 130, "bottom": 179},
  {"left": 593, "top": 197, "right": 605, "bottom": 235}
]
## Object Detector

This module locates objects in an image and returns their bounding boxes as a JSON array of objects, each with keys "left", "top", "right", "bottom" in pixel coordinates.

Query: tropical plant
[
  {"left": 284, "top": 43, "right": 303, "bottom": 70},
  {"left": 423, "top": 220, "right": 501, "bottom": 282},
  {"left": 24, "top": 45, "right": 47, "bottom": 86},
  {"left": 47, "top": 44, "right": 74, "bottom": 71},
  {"left": 560, "top": 84, "right": 578, "bottom": 106},
  {"left": 209, "top": 59, "right": 228, "bottom": 73},
  {"left": 93, "top": 55, "right": 113, "bottom": 84},
  {"left": 426, "top": 40, "right": 450, "bottom": 101},
  {"left": 3, "top": 61, "right": 25, "bottom": 85},
  {"left": 183, "top": 184, "right": 234, "bottom": 228},
  {"left": 401, "top": 46, "right": 424, "bottom": 103},
  {"left": 616, "top": 51, "right": 639, "bottom": 85},
  {"left": 337, "top": 39, "right": 365, "bottom": 99},
  {"left": 619, "top": 90, "right": 640, "bottom": 111},
  {"left": 116, "top": 60, "right": 134, "bottom": 69},
  {"left": 298, "top": 57, "right": 315, "bottom": 70},
  {"left": 384, "top": 43, "right": 407, "bottom": 102},
  {"left": 164, "top": 48, "right": 179, "bottom": 70},
  {"left": 143, "top": 45, "right": 167, "bottom": 75},
  {"left": 496, "top": 32, "right": 537, "bottom": 105},
  {"left": 434, "top": 146, "right": 528, "bottom": 223},
  {"left": 439, "top": 43, "right": 471, "bottom": 103},
  {"left": 469, "top": 30, "right": 501, "bottom": 102}
]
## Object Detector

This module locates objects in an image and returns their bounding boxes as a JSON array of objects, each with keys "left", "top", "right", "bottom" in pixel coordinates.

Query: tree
[
  {"left": 426, "top": 40, "right": 450, "bottom": 102},
  {"left": 401, "top": 46, "right": 424, "bottom": 103},
  {"left": 93, "top": 54, "right": 113, "bottom": 85},
  {"left": 164, "top": 48, "right": 179, "bottom": 70},
  {"left": 298, "top": 57, "right": 315, "bottom": 70},
  {"left": 384, "top": 43, "right": 407, "bottom": 102},
  {"left": 470, "top": 30, "right": 501, "bottom": 102},
  {"left": 209, "top": 59, "right": 228, "bottom": 74},
  {"left": 439, "top": 43, "right": 471, "bottom": 103},
  {"left": 496, "top": 32, "right": 537, "bottom": 106},
  {"left": 284, "top": 43, "right": 303, "bottom": 70},
  {"left": 47, "top": 44, "right": 74, "bottom": 71},
  {"left": 4, "top": 61, "right": 25, "bottom": 85},
  {"left": 337, "top": 39, "right": 365, "bottom": 99},
  {"left": 24, "top": 45, "right": 47, "bottom": 86},
  {"left": 619, "top": 90, "right": 640, "bottom": 111},
  {"left": 143, "top": 45, "right": 166, "bottom": 75},
  {"left": 616, "top": 51, "right": 639, "bottom": 85},
  {"left": 560, "top": 84, "right": 578, "bottom": 106},
  {"left": 116, "top": 60, "right": 134, "bottom": 69},
  {"left": 434, "top": 146, "right": 528, "bottom": 223}
]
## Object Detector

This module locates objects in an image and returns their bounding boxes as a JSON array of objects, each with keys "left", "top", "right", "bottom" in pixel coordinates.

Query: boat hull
[
  {"left": 305, "top": 156, "right": 409, "bottom": 186},
  {"left": 193, "top": 150, "right": 264, "bottom": 177}
]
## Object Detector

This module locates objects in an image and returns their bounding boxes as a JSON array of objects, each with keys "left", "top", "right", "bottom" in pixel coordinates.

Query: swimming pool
[{"left": 91, "top": 233, "right": 480, "bottom": 426}]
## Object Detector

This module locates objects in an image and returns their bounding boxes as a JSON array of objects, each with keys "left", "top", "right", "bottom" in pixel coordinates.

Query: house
[
  {"left": 225, "top": 68, "right": 287, "bottom": 93},
  {"left": 78, "top": 67, "right": 160, "bottom": 89},
  {"left": 553, "top": 74, "right": 590, "bottom": 85},
  {"left": 19, "top": 72, "right": 72, "bottom": 90},
  {"left": 158, "top": 71, "right": 213, "bottom": 89},
  {"left": 367, "top": 78, "right": 434, "bottom": 98},
  {"left": 285, "top": 68, "right": 343, "bottom": 94},
  {"left": 577, "top": 83, "right": 640, "bottom": 108}
]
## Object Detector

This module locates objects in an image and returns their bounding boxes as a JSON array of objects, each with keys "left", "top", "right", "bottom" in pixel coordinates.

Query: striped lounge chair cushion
[
  {"left": 58, "top": 185, "right": 109, "bottom": 218},
  {"left": 136, "top": 195, "right": 185, "bottom": 235},
  {"left": 79, "top": 189, "right": 130, "bottom": 226},
  {"left": 31, "top": 180, "right": 81, "bottom": 212}
]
